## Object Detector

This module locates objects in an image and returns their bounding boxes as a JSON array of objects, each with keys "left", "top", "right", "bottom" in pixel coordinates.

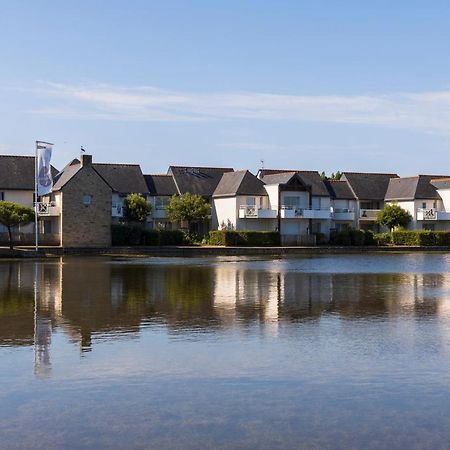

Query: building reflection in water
[{"left": 1, "top": 257, "right": 450, "bottom": 376}]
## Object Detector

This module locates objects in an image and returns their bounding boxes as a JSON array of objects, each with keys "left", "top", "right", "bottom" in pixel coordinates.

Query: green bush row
[
  {"left": 329, "top": 229, "right": 376, "bottom": 246},
  {"left": 208, "top": 230, "right": 281, "bottom": 246},
  {"left": 376, "top": 230, "right": 450, "bottom": 246},
  {"left": 112, "top": 225, "right": 185, "bottom": 246}
]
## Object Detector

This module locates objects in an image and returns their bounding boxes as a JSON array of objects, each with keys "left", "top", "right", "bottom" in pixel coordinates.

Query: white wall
[
  {"left": 437, "top": 188, "right": 450, "bottom": 210},
  {"left": 264, "top": 185, "right": 279, "bottom": 209},
  {"left": 213, "top": 197, "right": 237, "bottom": 229}
]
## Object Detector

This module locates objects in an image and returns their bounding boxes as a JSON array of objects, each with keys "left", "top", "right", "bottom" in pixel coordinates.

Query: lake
[{"left": 1, "top": 253, "right": 450, "bottom": 449}]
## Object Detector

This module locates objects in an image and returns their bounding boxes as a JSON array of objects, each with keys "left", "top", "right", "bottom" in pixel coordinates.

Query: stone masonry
[{"left": 60, "top": 158, "right": 112, "bottom": 247}]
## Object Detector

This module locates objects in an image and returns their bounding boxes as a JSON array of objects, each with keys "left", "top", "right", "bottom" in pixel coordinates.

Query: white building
[
  {"left": 340, "top": 172, "right": 399, "bottom": 232},
  {"left": 385, "top": 175, "right": 450, "bottom": 230},
  {"left": 324, "top": 180, "right": 358, "bottom": 231}
]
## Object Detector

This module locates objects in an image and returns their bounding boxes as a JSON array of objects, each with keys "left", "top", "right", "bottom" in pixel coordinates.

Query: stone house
[{"left": 39, "top": 154, "right": 112, "bottom": 247}]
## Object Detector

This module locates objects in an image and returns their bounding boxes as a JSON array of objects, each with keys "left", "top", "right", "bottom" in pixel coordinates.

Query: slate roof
[
  {"left": 341, "top": 172, "right": 399, "bottom": 201},
  {"left": 213, "top": 170, "right": 267, "bottom": 198},
  {"left": 52, "top": 159, "right": 82, "bottom": 191},
  {"left": 258, "top": 169, "right": 329, "bottom": 196},
  {"left": 53, "top": 158, "right": 148, "bottom": 194},
  {"left": 144, "top": 174, "right": 178, "bottom": 196},
  {"left": 431, "top": 178, "right": 450, "bottom": 190},
  {"left": 324, "top": 180, "right": 356, "bottom": 200},
  {"left": 0, "top": 155, "right": 58, "bottom": 190},
  {"left": 168, "top": 166, "right": 234, "bottom": 197},
  {"left": 93, "top": 163, "right": 149, "bottom": 194},
  {"left": 385, "top": 175, "right": 450, "bottom": 201}
]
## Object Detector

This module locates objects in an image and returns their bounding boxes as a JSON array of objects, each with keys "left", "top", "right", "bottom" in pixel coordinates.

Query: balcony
[
  {"left": 36, "top": 202, "right": 60, "bottom": 217},
  {"left": 239, "top": 205, "right": 277, "bottom": 219},
  {"left": 332, "top": 208, "right": 355, "bottom": 221},
  {"left": 417, "top": 208, "right": 450, "bottom": 221},
  {"left": 359, "top": 209, "right": 381, "bottom": 220},
  {"left": 280, "top": 206, "right": 332, "bottom": 219}
]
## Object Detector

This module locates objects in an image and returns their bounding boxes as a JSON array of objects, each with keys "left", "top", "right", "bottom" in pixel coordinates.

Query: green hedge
[
  {"left": 208, "top": 230, "right": 280, "bottom": 246},
  {"left": 329, "top": 229, "right": 375, "bottom": 246},
  {"left": 112, "top": 225, "right": 185, "bottom": 246},
  {"left": 391, "top": 230, "right": 450, "bottom": 246}
]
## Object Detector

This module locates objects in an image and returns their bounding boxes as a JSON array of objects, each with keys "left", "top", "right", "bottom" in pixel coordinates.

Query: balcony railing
[
  {"left": 36, "top": 201, "right": 60, "bottom": 217},
  {"left": 239, "top": 205, "right": 277, "bottom": 219},
  {"left": 417, "top": 208, "right": 450, "bottom": 221},
  {"left": 359, "top": 209, "right": 381, "bottom": 220},
  {"left": 332, "top": 208, "right": 355, "bottom": 221},
  {"left": 280, "top": 206, "right": 332, "bottom": 219}
]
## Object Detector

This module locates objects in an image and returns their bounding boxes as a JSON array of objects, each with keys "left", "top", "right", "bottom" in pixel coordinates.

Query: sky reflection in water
[{"left": 1, "top": 254, "right": 450, "bottom": 449}]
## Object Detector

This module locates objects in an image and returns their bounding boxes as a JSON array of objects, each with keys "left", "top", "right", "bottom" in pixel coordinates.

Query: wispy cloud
[{"left": 23, "top": 81, "right": 450, "bottom": 133}]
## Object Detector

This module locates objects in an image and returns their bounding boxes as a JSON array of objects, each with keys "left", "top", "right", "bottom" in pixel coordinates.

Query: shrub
[
  {"left": 112, "top": 225, "right": 185, "bottom": 246},
  {"left": 208, "top": 230, "right": 280, "bottom": 246},
  {"left": 330, "top": 229, "right": 375, "bottom": 246},
  {"left": 391, "top": 230, "right": 450, "bottom": 246},
  {"left": 375, "top": 232, "right": 392, "bottom": 246}
]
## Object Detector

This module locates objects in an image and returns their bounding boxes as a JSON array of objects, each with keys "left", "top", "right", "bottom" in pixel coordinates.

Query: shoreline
[{"left": 3, "top": 245, "right": 450, "bottom": 258}]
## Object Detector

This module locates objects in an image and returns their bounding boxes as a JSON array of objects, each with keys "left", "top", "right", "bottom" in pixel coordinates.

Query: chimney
[{"left": 81, "top": 154, "right": 92, "bottom": 167}]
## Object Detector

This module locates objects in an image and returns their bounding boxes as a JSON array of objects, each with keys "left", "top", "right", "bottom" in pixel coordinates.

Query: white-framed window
[
  {"left": 284, "top": 196, "right": 299, "bottom": 208},
  {"left": 422, "top": 202, "right": 427, "bottom": 209},
  {"left": 155, "top": 196, "right": 169, "bottom": 210}
]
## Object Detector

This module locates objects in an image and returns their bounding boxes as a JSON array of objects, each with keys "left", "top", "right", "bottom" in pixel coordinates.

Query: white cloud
[{"left": 25, "top": 82, "right": 450, "bottom": 133}]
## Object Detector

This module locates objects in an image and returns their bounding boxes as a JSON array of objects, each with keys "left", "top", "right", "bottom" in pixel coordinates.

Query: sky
[{"left": 1, "top": 0, "right": 450, "bottom": 175}]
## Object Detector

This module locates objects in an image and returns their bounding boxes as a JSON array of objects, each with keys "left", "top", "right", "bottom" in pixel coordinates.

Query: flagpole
[{"left": 34, "top": 141, "right": 39, "bottom": 252}]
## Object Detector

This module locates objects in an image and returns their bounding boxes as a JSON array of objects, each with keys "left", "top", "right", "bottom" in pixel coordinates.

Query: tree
[
  {"left": 377, "top": 203, "right": 411, "bottom": 232},
  {"left": 0, "top": 201, "right": 35, "bottom": 249},
  {"left": 165, "top": 193, "right": 211, "bottom": 232},
  {"left": 330, "top": 171, "right": 342, "bottom": 180},
  {"left": 123, "top": 193, "right": 152, "bottom": 224}
]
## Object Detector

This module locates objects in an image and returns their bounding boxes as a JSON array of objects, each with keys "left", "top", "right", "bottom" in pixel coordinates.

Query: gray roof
[
  {"left": 93, "top": 163, "right": 149, "bottom": 194},
  {"left": 258, "top": 169, "right": 329, "bottom": 196},
  {"left": 431, "top": 178, "right": 450, "bottom": 190},
  {"left": 325, "top": 180, "right": 356, "bottom": 200},
  {"left": 144, "top": 174, "right": 178, "bottom": 196},
  {"left": 168, "top": 166, "right": 234, "bottom": 197},
  {"left": 52, "top": 159, "right": 82, "bottom": 191},
  {"left": 341, "top": 172, "right": 399, "bottom": 201},
  {"left": 213, "top": 170, "right": 267, "bottom": 198},
  {"left": 0, "top": 155, "right": 58, "bottom": 190},
  {"left": 385, "top": 175, "right": 450, "bottom": 201}
]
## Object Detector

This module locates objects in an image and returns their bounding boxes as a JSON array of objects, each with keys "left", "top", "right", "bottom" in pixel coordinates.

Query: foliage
[
  {"left": 123, "top": 193, "right": 152, "bottom": 224},
  {"left": 374, "top": 232, "right": 392, "bottom": 246},
  {"left": 208, "top": 230, "right": 281, "bottom": 246},
  {"left": 320, "top": 171, "right": 342, "bottom": 181},
  {"left": 376, "top": 203, "right": 411, "bottom": 231},
  {"left": 111, "top": 224, "right": 184, "bottom": 246},
  {"left": 0, "top": 201, "right": 35, "bottom": 249},
  {"left": 329, "top": 229, "right": 375, "bottom": 246},
  {"left": 165, "top": 193, "right": 211, "bottom": 231},
  {"left": 391, "top": 230, "right": 450, "bottom": 246}
]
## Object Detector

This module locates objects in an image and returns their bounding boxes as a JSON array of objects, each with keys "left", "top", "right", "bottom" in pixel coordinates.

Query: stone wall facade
[{"left": 61, "top": 166, "right": 112, "bottom": 247}]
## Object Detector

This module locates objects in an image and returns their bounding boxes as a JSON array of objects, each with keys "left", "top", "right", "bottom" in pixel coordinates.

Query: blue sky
[{"left": 1, "top": 0, "right": 450, "bottom": 175}]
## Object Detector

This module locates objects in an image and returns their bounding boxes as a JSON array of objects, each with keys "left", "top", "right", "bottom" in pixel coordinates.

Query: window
[
  {"left": 0, "top": 192, "right": 4, "bottom": 201},
  {"left": 433, "top": 201, "right": 437, "bottom": 209},
  {"left": 83, "top": 195, "right": 92, "bottom": 206},
  {"left": 246, "top": 197, "right": 256, "bottom": 206},
  {"left": 422, "top": 202, "right": 427, "bottom": 209},
  {"left": 155, "top": 196, "right": 169, "bottom": 210},
  {"left": 284, "top": 197, "right": 300, "bottom": 208}
]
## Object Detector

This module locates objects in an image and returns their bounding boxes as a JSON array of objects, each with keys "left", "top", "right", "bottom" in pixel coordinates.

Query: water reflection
[{"left": 1, "top": 256, "right": 450, "bottom": 372}]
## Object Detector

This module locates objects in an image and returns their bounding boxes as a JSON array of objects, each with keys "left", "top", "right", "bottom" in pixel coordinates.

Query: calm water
[{"left": 1, "top": 253, "right": 450, "bottom": 449}]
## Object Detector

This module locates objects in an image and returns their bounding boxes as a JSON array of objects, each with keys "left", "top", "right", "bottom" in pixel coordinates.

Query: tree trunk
[{"left": 7, "top": 226, "right": 13, "bottom": 250}]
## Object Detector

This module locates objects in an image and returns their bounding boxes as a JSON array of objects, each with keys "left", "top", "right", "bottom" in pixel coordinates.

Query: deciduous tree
[{"left": 0, "top": 201, "right": 35, "bottom": 249}]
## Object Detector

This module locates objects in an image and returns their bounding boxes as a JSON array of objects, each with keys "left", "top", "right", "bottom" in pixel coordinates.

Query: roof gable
[
  {"left": 258, "top": 169, "right": 328, "bottom": 195},
  {"left": 324, "top": 180, "right": 356, "bottom": 200},
  {"left": 213, "top": 170, "right": 267, "bottom": 197},
  {"left": 386, "top": 175, "right": 450, "bottom": 201},
  {"left": 342, "top": 172, "right": 399, "bottom": 200}
]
